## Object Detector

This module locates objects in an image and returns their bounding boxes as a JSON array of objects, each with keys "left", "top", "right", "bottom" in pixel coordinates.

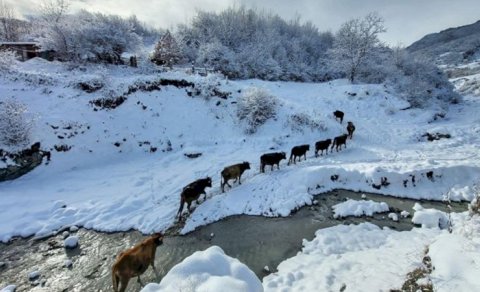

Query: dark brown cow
[
  {"left": 347, "top": 121, "right": 356, "bottom": 139},
  {"left": 176, "top": 177, "right": 212, "bottom": 218}
]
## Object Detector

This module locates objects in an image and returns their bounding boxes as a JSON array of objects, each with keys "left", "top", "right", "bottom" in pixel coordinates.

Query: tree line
[{"left": 0, "top": 1, "right": 460, "bottom": 107}]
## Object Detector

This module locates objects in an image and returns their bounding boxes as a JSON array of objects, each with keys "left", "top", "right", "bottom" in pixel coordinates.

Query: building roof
[{"left": 0, "top": 42, "right": 39, "bottom": 46}]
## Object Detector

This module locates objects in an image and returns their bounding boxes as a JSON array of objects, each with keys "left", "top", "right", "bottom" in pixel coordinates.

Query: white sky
[{"left": 6, "top": 0, "right": 480, "bottom": 46}]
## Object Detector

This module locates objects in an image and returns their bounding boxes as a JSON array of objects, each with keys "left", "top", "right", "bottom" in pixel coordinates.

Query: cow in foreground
[
  {"left": 221, "top": 162, "right": 250, "bottom": 192},
  {"left": 333, "top": 110, "right": 344, "bottom": 123},
  {"left": 176, "top": 177, "right": 212, "bottom": 218},
  {"left": 314, "top": 139, "right": 332, "bottom": 157},
  {"left": 260, "top": 152, "right": 286, "bottom": 173},
  {"left": 288, "top": 144, "right": 310, "bottom": 165},
  {"left": 112, "top": 233, "right": 163, "bottom": 292},
  {"left": 347, "top": 121, "right": 355, "bottom": 139},
  {"left": 331, "top": 134, "right": 348, "bottom": 152}
]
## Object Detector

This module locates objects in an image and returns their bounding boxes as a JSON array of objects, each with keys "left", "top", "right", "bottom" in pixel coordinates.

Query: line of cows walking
[
  {"left": 110, "top": 111, "right": 355, "bottom": 292},
  {"left": 176, "top": 110, "right": 356, "bottom": 219}
]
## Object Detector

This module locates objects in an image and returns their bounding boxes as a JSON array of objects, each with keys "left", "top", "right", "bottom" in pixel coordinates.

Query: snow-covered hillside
[{"left": 0, "top": 58, "right": 479, "bottom": 243}]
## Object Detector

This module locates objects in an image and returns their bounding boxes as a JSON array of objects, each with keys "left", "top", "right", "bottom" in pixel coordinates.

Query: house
[{"left": 0, "top": 42, "right": 40, "bottom": 61}]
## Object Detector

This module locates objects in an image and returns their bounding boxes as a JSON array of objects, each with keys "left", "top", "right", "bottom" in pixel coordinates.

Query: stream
[{"left": 0, "top": 189, "right": 468, "bottom": 292}]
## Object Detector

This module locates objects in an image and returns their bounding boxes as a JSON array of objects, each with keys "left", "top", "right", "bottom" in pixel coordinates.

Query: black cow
[
  {"left": 333, "top": 110, "right": 344, "bottom": 123},
  {"left": 260, "top": 152, "right": 286, "bottom": 173},
  {"left": 288, "top": 144, "right": 310, "bottom": 165},
  {"left": 331, "top": 134, "right": 348, "bottom": 152},
  {"left": 176, "top": 177, "right": 212, "bottom": 218},
  {"left": 314, "top": 139, "right": 332, "bottom": 157}
]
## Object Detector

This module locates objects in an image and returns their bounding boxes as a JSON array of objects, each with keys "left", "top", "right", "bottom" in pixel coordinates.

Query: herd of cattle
[
  {"left": 176, "top": 110, "right": 355, "bottom": 219},
  {"left": 111, "top": 110, "right": 355, "bottom": 292}
]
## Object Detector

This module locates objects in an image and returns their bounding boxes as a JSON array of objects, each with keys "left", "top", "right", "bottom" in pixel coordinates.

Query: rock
[
  {"left": 388, "top": 213, "right": 399, "bottom": 222},
  {"left": 69, "top": 226, "right": 79, "bottom": 232},
  {"left": 0, "top": 261, "right": 6, "bottom": 268},
  {"left": 400, "top": 210, "right": 410, "bottom": 218},
  {"left": 52, "top": 200, "right": 67, "bottom": 211},
  {"left": 1, "top": 284, "right": 17, "bottom": 292},
  {"left": 64, "top": 236, "right": 79, "bottom": 249},
  {"left": 64, "top": 260, "right": 73, "bottom": 268},
  {"left": 28, "top": 271, "right": 40, "bottom": 281},
  {"left": 62, "top": 231, "right": 70, "bottom": 239},
  {"left": 263, "top": 266, "right": 270, "bottom": 272}
]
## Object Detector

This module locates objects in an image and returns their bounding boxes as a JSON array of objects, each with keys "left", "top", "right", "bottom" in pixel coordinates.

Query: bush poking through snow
[
  {"left": 237, "top": 87, "right": 278, "bottom": 134},
  {"left": 287, "top": 112, "right": 326, "bottom": 133},
  {"left": 0, "top": 50, "right": 18, "bottom": 72},
  {"left": 0, "top": 98, "right": 34, "bottom": 150}
]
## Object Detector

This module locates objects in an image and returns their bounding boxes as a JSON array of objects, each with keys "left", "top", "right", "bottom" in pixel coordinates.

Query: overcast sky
[{"left": 6, "top": 0, "right": 480, "bottom": 46}]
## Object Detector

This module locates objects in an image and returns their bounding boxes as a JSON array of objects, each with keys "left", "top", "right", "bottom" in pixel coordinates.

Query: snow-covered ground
[{"left": 1, "top": 58, "right": 480, "bottom": 291}]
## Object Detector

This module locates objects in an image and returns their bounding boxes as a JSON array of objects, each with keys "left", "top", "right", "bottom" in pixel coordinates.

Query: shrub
[
  {"left": 0, "top": 50, "right": 18, "bottom": 72},
  {"left": 287, "top": 112, "right": 326, "bottom": 133},
  {"left": 0, "top": 98, "right": 34, "bottom": 150},
  {"left": 236, "top": 87, "right": 278, "bottom": 134}
]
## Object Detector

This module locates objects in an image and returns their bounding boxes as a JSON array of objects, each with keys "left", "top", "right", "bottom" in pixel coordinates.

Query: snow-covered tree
[
  {"left": 237, "top": 87, "right": 279, "bottom": 134},
  {"left": 332, "top": 12, "right": 386, "bottom": 83},
  {"left": 0, "top": 98, "right": 33, "bottom": 150},
  {"left": 31, "top": 9, "right": 142, "bottom": 63},
  {"left": 151, "top": 30, "right": 182, "bottom": 67},
  {"left": 177, "top": 7, "right": 334, "bottom": 81}
]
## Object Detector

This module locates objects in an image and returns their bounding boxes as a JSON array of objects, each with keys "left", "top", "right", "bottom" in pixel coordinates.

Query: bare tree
[
  {"left": 38, "top": 0, "right": 70, "bottom": 60},
  {"left": 332, "top": 12, "right": 386, "bottom": 83},
  {"left": 0, "top": 0, "right": 19, "bottom": 41},
  {"left": 40, "top": 0, "right": 70, "bottom": 23}
]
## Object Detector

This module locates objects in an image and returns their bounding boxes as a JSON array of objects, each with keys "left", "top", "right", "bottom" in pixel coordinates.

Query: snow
[
  {"left": 63, "top": 236, "right": 79, "bottom": 249},
  {"left": 412, "top": 203, "right": 450, "bottom": 229},
  {"left": 0, "top": 62, "right": 479, "bottom": 242},
  {"left": 332, "top": 199, "right": 389, "bottom": 218},
  {"left": 262, "top": 213, "right": 480, "bottom": 292},
  {"left": 401, "top": 210, "right": 410, "bottom": 218},
  {"left": 0, "top": 46, "right": 479, "bottom": 291},
  {"left": 141, "top": 246, "right": 262, "bottom": 292},
  {"left": 428, "top": 215, "right": 480, "bottom": 291},
  {"left": 263, "top": 223, "right": 439, "bottom": 291}
]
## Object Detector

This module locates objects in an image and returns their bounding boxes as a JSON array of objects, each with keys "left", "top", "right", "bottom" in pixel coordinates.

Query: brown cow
[
  {"left": 221, "top": 162, "right": 250, "bottom": 192},
  {"left": 347, "top": 121, "right": 356, "bottom": 139},
  {"left": 112, "top": 233, "right": 163, "bottom": 292}
]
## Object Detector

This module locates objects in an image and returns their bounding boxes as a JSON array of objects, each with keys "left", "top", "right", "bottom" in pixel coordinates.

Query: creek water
[{"left": 0, "top": 189, "right": 467, "bottom": 292}]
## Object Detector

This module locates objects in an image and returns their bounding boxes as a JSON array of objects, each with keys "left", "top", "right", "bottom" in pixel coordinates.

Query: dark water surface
[{"left": 0, "top": 190, "right": 467, "bottom": 292}]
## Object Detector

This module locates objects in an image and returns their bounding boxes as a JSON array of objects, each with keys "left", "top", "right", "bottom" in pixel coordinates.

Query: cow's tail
[
  {"left": 220, "top": 173, "right": 224, "bottom": 192},
  {"left": 176, "top": 195, "right": 185, "bottom": 218},
  {"left": 112, "top": 268, "right": 119, "bottom": 292}
]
